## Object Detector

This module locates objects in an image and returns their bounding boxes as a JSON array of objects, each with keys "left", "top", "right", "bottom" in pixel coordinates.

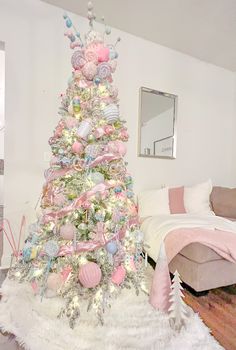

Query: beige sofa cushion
[
  {"left": 211, "top": 186, "right": 236, "bottom": 219},
  {"left": 180, "top": 242, "right": 221, "bottom": 263}
]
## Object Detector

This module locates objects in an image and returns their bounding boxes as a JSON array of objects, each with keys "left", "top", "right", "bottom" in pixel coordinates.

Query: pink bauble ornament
[
  {"left": 120, "top": 128, "right": 129, "bottom": 141},
  {"left": 78, "top": 262, "right": 102, "bottom": 288},
  {"left": 97, "top": 46, "right": 110, "bottom": 62},
  {"left": 60, "top": 223, "right": 77, "bottom": 240},
  {"left": 72, "top": 141, "right": 83, "bottom": 154},
  {"left": 111, "top": 265, "right": 126, "bottom": 285},
  {"left": 104, "top": 125, "right": 114, "bottom": 135},
  {"left": 82, "top": 62, "right": 97, "bottom": 81},
  {"left": 94, "top": 127, "right": 105, "bottom": 139},
  {"left": 46, "top": 273, "right": 63, "bottom": 291}
]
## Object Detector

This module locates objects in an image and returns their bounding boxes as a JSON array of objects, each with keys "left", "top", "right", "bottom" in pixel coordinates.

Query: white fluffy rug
[{"left": 0, "top": 268, "right": 223, "bottom": 350}]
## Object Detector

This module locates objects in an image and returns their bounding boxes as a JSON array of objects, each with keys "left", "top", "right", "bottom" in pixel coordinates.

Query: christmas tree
[
  {"left": 9, "top": 2, "right": 144, "bottom": 328},
  {"left": 168, "top": 270, "right": 188, "bottom": 331}
]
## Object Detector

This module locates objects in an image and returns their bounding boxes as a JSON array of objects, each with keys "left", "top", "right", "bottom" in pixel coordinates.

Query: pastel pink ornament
[
  {"left": 120, "top": 128, "right": 129, "bottom": 141},
  {"left": 46, "top": 272, "right": 63, "bottom": 291},
  {"left": 82, "top": 62, "right": 97, "bottom": 81},
  {"left": 60, "top": 223, "right": 77, "bottom": 240},
  {"left": 72, "top": 141, "right": 83, "bottom": 154},
  {"left": 78, "top": 262, "right": 102, "bottom": 288},
  {"left": 111, "top": 265, "right": 126, "bottom": 285},
  {"left": 104, "top": 125, "right": 114, "bottom": 135},
  {"left": 94, "top": 127, "right": 105, "bottom": 139},
  {"left": 97, "top": 46, "right": 110, "bottom": 62}
]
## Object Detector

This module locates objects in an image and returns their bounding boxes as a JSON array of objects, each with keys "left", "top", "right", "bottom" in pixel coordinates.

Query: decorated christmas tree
[
  {"left": 9, "top": 2, "right": 144, "bottom": 328},
  {"left": 168, "top": 270, "right": 188, "bottom": 331}
]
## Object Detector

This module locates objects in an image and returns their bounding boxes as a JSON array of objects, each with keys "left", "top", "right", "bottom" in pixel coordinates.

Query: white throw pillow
[
  {"left": 184, "top": 179, "right": 213, "bottom": 214},
  {"left": 138, "top": 187, "right": 170, "bottom": 218}
]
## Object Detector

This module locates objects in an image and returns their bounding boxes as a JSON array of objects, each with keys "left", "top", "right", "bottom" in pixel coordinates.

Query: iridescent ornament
[
  {"left": 106, "top": 241, "right": 118, "bottom": 255},
  {"left": 44, "top": 240, "right": 59, "bottom": 257},
  {"left": 78, "top": 223, "right": 87, "bottom": 232},
  {"left": 78, "top": 262, "right": 102, "bottom": 288}
]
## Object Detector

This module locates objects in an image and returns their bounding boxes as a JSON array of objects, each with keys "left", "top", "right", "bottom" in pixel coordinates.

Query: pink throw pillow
[{"left": 169, "top": 187, "right": 186, "bottom": 214}]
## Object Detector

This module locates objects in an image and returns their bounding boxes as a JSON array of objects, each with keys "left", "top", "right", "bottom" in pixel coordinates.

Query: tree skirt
[{"left": 0, "top": 268, "right": 223, "bottom": 350}]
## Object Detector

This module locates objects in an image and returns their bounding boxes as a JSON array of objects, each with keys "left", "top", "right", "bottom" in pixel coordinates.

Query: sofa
[{"left": 169, "top": 186, "right": 236, "bottom": 292}]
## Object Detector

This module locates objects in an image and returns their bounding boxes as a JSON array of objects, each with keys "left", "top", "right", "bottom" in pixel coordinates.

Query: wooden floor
[{"left": 184, "top": 285, "right": 236, "bottom": 350}]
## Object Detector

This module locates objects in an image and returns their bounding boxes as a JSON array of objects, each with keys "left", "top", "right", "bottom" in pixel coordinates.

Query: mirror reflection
[{"left": 138, "top": 87, "right": 177, "bottom": 159}]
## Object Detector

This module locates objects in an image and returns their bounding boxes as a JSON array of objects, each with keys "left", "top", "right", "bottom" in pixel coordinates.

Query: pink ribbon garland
[
  {"left": 44, "top": 182, "right": 115, "bottom": 221},
  {"left": 89, "top": 153, "right": 120, "bottom": 168}
]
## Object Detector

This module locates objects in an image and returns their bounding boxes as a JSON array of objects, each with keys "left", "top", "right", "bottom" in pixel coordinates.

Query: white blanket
[{"left": 141, "top": 214, "right": 236, "bottom": 262}]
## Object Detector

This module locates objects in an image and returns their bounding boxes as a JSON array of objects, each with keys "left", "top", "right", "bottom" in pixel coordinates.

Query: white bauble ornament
[{"left": 77, "top": 120, "right": 92, "bottom": 139}]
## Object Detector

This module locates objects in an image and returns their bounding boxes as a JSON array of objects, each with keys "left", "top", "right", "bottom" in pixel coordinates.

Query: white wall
[{"left": 0, "top": 0, "right": 235, "bottom": 265}]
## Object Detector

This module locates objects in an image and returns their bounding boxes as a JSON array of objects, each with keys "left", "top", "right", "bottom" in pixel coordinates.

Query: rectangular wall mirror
[{"left": 138, "top": 87, "right": 177, "bottom": 159}]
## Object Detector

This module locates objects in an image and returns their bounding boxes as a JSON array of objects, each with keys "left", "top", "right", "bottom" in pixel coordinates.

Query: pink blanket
[{"left": 149, "top": 228, "right": 236, "bottom": 310}]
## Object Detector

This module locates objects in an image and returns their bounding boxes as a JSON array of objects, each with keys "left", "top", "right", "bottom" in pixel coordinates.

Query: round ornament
[
  {"left": 97, "top": 62, "right": 111, "bottom": 80},
  {"left": 82, "top": 62, "right": 97, "bottom": 81},
  {"left": 111, "top": 265, "right": 126, "bottom": 285},
  {"left": 44, "top": 240, "right": 59, "bottom": 258},
  {"left": 78, "top": 262, "right": 102, "bottom": 288},
  {"left": 71, "top": 50, "right": 86, "bottom": 70},
  {"left": 46, "top": 273, "right": 63, "bottom": 291},
  {"left": 94, "top": 127, "right": 105, "bottom": 139},
  {"left": 103, "top": 104, "right": 119, "bottom": 124},
  {"left": 71, "top": 141, "right": 83, "bottom": 154},
  {"left": 106, "top": 241, "right": 118, "bottom": 255},
  {"left": 60, "top": 223, "right": 77, "bottom": 240}
]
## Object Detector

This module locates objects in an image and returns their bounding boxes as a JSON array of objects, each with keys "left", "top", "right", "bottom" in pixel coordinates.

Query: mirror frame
[{"left": 138, "top": 86, "right": 178, "bottom": 159}]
